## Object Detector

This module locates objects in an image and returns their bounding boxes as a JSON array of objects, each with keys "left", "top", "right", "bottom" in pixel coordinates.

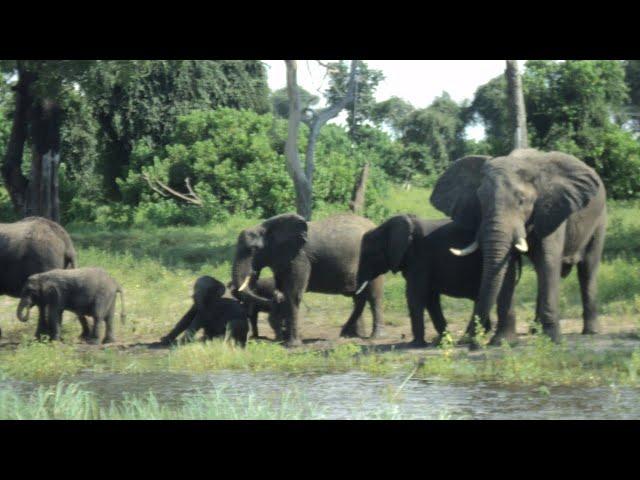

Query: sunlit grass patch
[
  {"left": 416, "top": 335, "right": 640, "bottom": 387},
  {"left": 0, "top": 338, "right": 85, "bottom": 381},
  {"left": 167, "top": 339, "right": 399, "bottom": 375}
]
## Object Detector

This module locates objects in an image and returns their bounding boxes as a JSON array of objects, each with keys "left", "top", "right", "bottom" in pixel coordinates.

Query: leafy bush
[{"left": 117, "top": 108, "right": 390, "bottom": 226}]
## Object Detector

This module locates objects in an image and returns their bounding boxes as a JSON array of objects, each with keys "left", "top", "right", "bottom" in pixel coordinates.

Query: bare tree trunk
[
  {"left": 284, "top": 60, "right": 312, "bottom": 220},
  {"left": 349, "top": 162, "right": 369, "bottom": 215},
  {"left": 506, "top": 60, "right": 528, "bottom": 150},
  {"left": 1, "top": 66, "right": 35, "bottom": 214},
  {"left": 27, "top": 99, "right": 62, "bottom": 222}
]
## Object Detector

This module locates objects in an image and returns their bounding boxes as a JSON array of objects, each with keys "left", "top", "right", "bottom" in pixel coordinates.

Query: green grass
[
  {"left": 1, "top": 184, "right": 640, "bottom": 389},
  {"left": 0, "top": 379, "right": 436, "bottom": 420}
]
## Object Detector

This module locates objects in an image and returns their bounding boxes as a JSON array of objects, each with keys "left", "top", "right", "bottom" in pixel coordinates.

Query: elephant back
[{"left": 0, "top": 217, "right": 70, "bottom": 297}]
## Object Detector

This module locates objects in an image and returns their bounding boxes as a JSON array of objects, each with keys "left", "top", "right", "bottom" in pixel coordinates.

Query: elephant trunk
[
  {"left": 232, "top": 253, "right": 274, "bottom": 310},
  {"left": 17, "top": 298, "right": 33, "bottom": 322},
  {"left": 475, "top": 221, "right": 514, "bottom": 329}
]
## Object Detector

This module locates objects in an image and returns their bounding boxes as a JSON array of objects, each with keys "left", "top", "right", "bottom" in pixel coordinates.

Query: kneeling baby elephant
[
  {"left": 17, "top": 267, "right": 125, "bottom": 344},
  {"left": 161, "top": 276, "right": 250, "bottom": 347}
]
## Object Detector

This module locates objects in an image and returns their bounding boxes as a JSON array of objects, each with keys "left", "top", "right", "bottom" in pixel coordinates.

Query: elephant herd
[{"left": 0, "top": 148, "right": 607, "bottom": 350}]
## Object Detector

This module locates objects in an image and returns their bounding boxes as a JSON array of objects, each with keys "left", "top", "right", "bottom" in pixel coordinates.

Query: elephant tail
[
  {"left": 65, "top": 250, "right": 77, "bottom": 269},
  {"left": 117, "top": 286, "right": 126, "bottom": 324}
]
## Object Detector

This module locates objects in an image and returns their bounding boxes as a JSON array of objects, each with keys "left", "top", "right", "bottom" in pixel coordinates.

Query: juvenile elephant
[
  {"left": 0, "top": 216, "right": 77, "bottom": 338},
  {"left": 232, "top": 213, "right": 385, "bottom": 347},
  {"left": 431, "top": 149, "right": 607, "bottom": 344},
  {"left": 161, "top": 276, "right": 249, "bottom": 347},
  {"left": 17, "top": 267, "right": 125, "bottom": 344},
  {"left": 228, "top": 277, "right": 283, "bottom": 339},
  {"left": 356, "top": 215, "right": 520, "bottom": 346}
]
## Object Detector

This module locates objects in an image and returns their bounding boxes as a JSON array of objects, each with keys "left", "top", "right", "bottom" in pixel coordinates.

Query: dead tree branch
[{"left": 142, "top": 173, "right": 203, "bottom": 206}]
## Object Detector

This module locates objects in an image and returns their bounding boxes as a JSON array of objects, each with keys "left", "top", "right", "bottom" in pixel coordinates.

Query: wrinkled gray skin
[
  {"left": 431, "top": 149, "right": 607, "bottom": 344},
  {"left": 17, "top": 267, "right": 125, "bottom": 344},
  {"left": 161, "top": 276, "right": 249, "bottom": 347},
  {"left": 356, "top": 215, "right": 521, "bottom": 347},
  {"left": 0, "top": 216, "right": 77, "bottom": 339},
  {"left": 232, "top": 213, "right": 385, "bottom": 347},
  {"left": 228, "top": 277, "right": 283, "bottom": 339}
]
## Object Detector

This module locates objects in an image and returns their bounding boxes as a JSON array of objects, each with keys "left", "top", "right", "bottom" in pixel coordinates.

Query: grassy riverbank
[{"left": 1, "top": 185, "right": 640, "bottom": 390}]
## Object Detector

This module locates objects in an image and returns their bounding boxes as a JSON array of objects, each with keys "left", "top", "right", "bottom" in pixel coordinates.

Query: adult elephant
[
  {"left": 0, "top": 216, "right": 77, "bottom": 339},
  {"left": 232, "top": 213, "right": 385, "bottom": 347},
  {"left": 355, "top": 215, "right": 520, "bottom": 346},
  {"left": 430, "top": 149, "right": 607, "bottom": 345}
]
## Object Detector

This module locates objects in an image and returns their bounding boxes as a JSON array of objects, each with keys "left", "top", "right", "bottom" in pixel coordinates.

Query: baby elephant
[
  {"left": 17, "top": 267, "right": 125, "bottom": 344},
  {"left": 228, "top": 277, "right": 283, "bottom": 339},
  {"left": 161, "top": 276, "right": 249, "bottom": 347}
]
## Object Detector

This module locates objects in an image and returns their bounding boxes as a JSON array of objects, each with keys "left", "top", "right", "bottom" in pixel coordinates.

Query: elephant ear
[
  {"left": 40, "top": 280, "right": 59, "bottom": 305},
  {"left": 264, "top": 213, "right": 308, "bottom": 255},
  {"left": 386, "top": 215, "right": 414, "bottom": 273},
  {"left": 533, "top": 153, "right": 602, "bottom": 237},
  {"left": 430, "top": 155, "right": 491, "bottom": 230}
]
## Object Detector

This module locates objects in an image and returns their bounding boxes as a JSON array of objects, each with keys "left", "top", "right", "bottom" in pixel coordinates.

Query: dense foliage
[{"left": 2, "top": 59, "right": 640, "bottom": 227}]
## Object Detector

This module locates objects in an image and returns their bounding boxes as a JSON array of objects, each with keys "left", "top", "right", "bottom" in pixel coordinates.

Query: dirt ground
[{"left": 1, "top": 292, "right": 639, "bottom": 358}]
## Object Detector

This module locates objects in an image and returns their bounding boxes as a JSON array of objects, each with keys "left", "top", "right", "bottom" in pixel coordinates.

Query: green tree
[
  {"left": 271, "top": 86, "right": 319, "bottom": 118},
  {"left": 324, "top": 60, "right": 385, "bottom": 142},
  {"left": 81, "top": 60, "right": 271, "bottom": 199},
  {"left": 370, "top": 96, "right": 414, "bottom": 138},
  {"left": 399, "top": 92, "right": 466, "bottom": 176}
]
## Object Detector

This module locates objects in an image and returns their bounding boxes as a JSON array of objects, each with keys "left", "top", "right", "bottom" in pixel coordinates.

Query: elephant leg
[
  {"left": 161, "top": 304, "right": 197, "bottom": 345},
  {"left": 78, "top": 315, "right": 91, "bottom": 340},
  {"left": 490, "top": 255, "right": 519, "bottom": 346},
  {"left": 367, "top": 276, "right": 385, "bottom": 339},
  {"left": 102, "top": 308, "right": 116, "bottom": 344},
  {"left": 340, "top": 295, "right": 367, "bottom": 338},
  {"left": 280, "top": 264, "right": 310, "bottom": 347},
  {"left": 248, "top": 306, "right": 259, "bottom": 338},
  {"left": 89, "top": 315, "right": 103, "bottom": 345},
  {"left": 406, "top": 278, "right": 428, "bottom": 347},
  {"left": 35, "top": 305, "right": 47, "bottom": 340},
  {"left": 47, "top": 306, "right": 62, "bottom": 341},
  {"left": 425, "top": 293, "right": 447, "bottom": 344},
  {"left": 578, "top": 224, "right": 605, "bottom": 334},
  {"left": 531, "top": 237, "right": 564, "bottom": 343}
]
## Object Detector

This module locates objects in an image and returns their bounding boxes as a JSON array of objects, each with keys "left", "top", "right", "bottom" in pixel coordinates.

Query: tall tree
[
  {"left": 370, "top": 96, "right": 414, "bottom": 138},
  {"left": 81, "top": 60, "right": 271, "bottom": 198},
  {"left": 505, "top": 60, "right": 528, "bottom": 149},
  {"left": 0, "top": 60, "right": 92, "bottom": 221},
  {"left": 284, "top": 60, "right": 357, "bottom": 219},
  {"left": 271, "top": 86, "right": 319, "bottom": 119},
  {"left": 324, "top": 60, "right": 384, "bottom": 142}
]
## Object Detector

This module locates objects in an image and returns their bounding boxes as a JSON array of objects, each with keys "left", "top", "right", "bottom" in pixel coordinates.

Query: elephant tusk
[
  {"left": 514, "top": 237, "right": 529, "bottom": 253},
  {"left": 355, "top": 281, "right": 369, "bottom": 295},
  {"left": 450, "top": 240, "right": 479, "bottom": 257},
  {"left": 238, "top": 276, "right": 252, "bottom": 292}
]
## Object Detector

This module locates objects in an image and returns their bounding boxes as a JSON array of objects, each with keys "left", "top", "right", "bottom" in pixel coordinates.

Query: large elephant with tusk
[
  {"left": 431, "top": 149, "right": 607, "bottom": 345},
  {"left": 231, "top": 213, "right": 385, "bottom": 347}
]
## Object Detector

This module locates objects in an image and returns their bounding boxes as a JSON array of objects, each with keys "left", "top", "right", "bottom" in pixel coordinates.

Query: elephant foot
[
  {"left": 542, "top": 324, "right": 561, "bottom": 343},
  {"left": 102, "top": 336, "right": 115, "bottom": 345},
  {"left": 457, "top": 334, "right": 473, "bottom": 346},
  {"left": 369, "top": 329, "right": 384, "bottom": 340},
  {"left": 489, "top": 331, "right": 519, "bottom": 347},
  {"left": 284, "top": 337, "right": 303, "bottom": 348},
  {"left": 408, "top": 338, "right": 429, "bottom": 348},
  {"left": 468, "top": 340, "right": 482, "bottom": 352},
  {"left": 582, "top": 319, "right": 601, "bottom": 335},
  {"left": 87, "top": 337, "right": 101, "bottom": 345},
  {"left": 340, "top": 325, "right": 361, "bottom": 338}
]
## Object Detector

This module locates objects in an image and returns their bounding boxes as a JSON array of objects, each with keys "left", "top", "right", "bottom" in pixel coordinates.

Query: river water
[{"left": 4, "top": 370, "right": 639, "bottom": 419}]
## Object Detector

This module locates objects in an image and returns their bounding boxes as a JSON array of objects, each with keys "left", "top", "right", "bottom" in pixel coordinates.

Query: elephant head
[
  {"left": 430, "top": 149, "right": 602, "bottom": 326},
  {"left": 355, "top": 215, "right": 415, "bottom": 294},
  {"left": 231, "top": 213, "right": 308, "bottom": 307},
  {"left": 193, "top": 276, "right": 226, "bottom": 310},
  {"left": 17, "top": 274, "right": 57, "bottom": 322}
]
